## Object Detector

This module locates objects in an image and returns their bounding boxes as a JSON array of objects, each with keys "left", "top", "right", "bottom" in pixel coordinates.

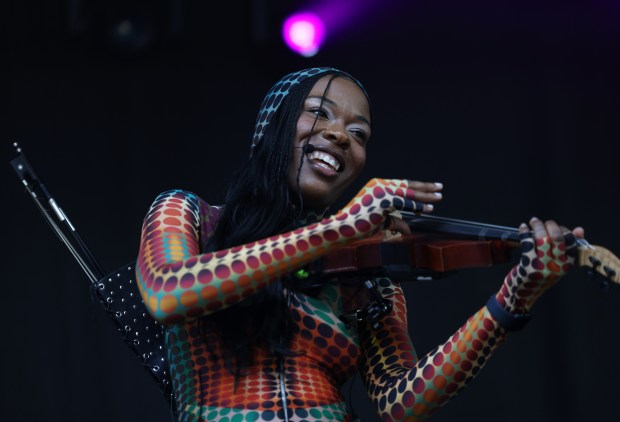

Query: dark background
[{"left": 3, "top": 0, "right": 620, "bottom": 421}]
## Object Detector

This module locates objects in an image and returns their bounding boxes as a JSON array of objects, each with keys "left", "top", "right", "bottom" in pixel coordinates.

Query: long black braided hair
[{"left": 200, "top": 67, "right": 371, "bottom": 377}]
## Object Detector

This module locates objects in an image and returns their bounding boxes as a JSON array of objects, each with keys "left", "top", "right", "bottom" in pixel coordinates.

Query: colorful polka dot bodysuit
[
  {"left": 136, "top": 183, "right": 516, "bottom": 421},
  {"left": 136, "top": 68, "right": 575, "bottom": 421}
]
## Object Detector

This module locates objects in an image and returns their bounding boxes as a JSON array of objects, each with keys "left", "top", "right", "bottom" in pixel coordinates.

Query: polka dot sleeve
[
  {"left": 359, "top": 280, "right": 508, "bottom": 421},
  {"left": 136, "top": 189, "right": 382, "bottom": 324}
]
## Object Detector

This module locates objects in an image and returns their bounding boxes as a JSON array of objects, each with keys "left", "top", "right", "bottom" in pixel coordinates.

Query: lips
[
  {"left": 307, "top": 150, "right": 341, "bottom": 172},
  {"left": 306, "top": 143, "right": 345, "bottom": 175}
]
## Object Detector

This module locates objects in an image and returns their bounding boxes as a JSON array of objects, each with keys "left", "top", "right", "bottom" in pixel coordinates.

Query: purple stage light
[{"left": 282, "top": 12, "right": 326, "bottom": 57}]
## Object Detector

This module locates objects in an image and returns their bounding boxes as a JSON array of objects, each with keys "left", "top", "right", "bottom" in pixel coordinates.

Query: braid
[
  {"left": 200, "top": 70, "right": 371, "bottom": 378},
  {"left": 200, "top": 74, "right": 327, "bottom": 375},
  {"left": 293, "top": 73, "right": 341, "bottom": 213}
]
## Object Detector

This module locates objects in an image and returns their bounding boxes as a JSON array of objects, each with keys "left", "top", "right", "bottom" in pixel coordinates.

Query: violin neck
[
  {"left": 402, "top": 213, "right": 522, "bottom": 242},
  {"left": 402, "top": 212, "right": 592, "bottom": 248},
  {"left": 401, "top": 213, "right": 620, "bottom": 287}
]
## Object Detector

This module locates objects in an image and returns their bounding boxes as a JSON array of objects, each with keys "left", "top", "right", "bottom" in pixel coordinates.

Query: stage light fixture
[{"left": 282, "top": 12, "right": 325, "bottom": 57}]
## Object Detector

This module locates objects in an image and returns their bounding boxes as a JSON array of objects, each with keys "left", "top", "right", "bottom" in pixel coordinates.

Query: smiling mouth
[{"left": 306, "top": 150, "right": 343, "bottom": 173}]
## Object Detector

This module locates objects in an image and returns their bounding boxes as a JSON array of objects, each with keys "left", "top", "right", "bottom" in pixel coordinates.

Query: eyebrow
[{"left": 306, "top": 95, "right": 371, "bottom": 127}]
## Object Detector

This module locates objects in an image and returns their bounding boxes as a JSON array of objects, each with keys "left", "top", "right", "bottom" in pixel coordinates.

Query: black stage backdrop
[{"left": 3, "top": 1, "right": 620, "bottom": 421}]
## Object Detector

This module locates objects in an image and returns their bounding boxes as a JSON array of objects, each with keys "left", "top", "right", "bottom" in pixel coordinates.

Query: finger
[
  {"left": 407, "top": 181, "right": 444, "bottom": 202},
  {"left": 572, "top": 226, "right": 585, "bottom": 239},
  {"left": 387, "top": 180, "right": 442, "bottom": 204},
  {"left": 560, "top": 225, "right": 585, "bottom": 240},
  {"left": 385, "top": 217, "right": 412, "bottom": 235},
  {"left": 518, "top": 222, "right": 532, "bottom": 239},
  {"left": 407, "top": 189, "right": 443, "bottom": 203},
  {"left": 562, "top": 231, "right": 578, "bottom": 260},
  {"left": 422, "top": 203, "right": 435, "bottom": 212},
  {"left": 560, "top": 225, "right": 575, "bottom": 243},
  {"left": 393, "top": 197, "right": 432, "bottom": 213},
  {"left": 529, "top": 217, "right": 547, "bottom": 240},
  {"left": 563, "top": 231, "right": 577, "bottom": 252},
  {"left": 543, "top": 219, "right": 564, "bottom": 243},
  {"left": 518, "top": 223, "right": 537, "bottom": 263},
  {"left": 408, "top": 180, "right": 443, "bottom": 193}
]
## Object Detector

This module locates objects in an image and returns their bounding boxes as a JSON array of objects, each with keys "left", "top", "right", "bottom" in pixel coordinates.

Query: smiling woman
[
  {"left": 288, "top": 75, "right": 370, "bottom": 210},
  {"left": 135, "top": 67, "right": 583, "bottom": 421}
]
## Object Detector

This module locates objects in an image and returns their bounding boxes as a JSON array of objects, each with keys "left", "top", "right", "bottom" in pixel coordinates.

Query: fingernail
[
  {"left": 433, "top": 192, "right": 442, "bottom": 198},
  {"left": 434, "top": 182, "right": 443, "bottom": 188},
  {"left": 427, "top": 204, "right": 434, "bottom": 211},
  {"left": 530, "top": 216, "right": 539, "bottom": 221}
]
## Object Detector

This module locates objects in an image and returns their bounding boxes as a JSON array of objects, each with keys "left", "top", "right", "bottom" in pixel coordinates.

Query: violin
[
  {"left": 314, "top": 212, "right": 620, "bottom": 287},
  {"left": 311, "top": 211, "right": 620, "bottom": 329}
]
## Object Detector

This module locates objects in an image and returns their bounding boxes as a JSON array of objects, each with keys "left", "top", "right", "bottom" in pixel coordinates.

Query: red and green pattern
[
  {"left": 496, "top": 226, "right": 576, "bottom": 313},
  {"left": 359, "top": 280, "right": 504, "bottom": 420},
  {"left": 137, "top": 179, "right": 418, "bottom": 324},
  {"left": 136, "top": 180, "right": 573, "bottom": 421}
]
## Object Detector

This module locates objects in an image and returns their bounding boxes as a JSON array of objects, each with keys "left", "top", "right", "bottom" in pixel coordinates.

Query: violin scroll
[{"left": 578, "top": 245, "right": 620, "bottom": 285}]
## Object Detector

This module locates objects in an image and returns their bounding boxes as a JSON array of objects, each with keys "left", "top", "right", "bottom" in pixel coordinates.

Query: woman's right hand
[{"left": 336, "top": 178, "right": 444, "bottom": 237}]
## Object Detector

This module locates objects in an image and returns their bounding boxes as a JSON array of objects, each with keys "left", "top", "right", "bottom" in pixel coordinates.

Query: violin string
[
  {"left": 401, "top": 212, "right": 519, "bottom": 241},
  {"left": 401, "top": 212, "right": 519, "bottom": 232},
  {"left": 401, "top": 212, "right": 591, "bottom": 248}
]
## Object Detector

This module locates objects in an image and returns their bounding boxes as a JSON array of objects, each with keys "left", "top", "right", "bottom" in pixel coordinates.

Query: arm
[
  {"left": 359, "top": 219, "right": 581, "bottom": 421},
  {"left": 359, "top": 280, "right": 505, "bottom": 421},
  {"left": 136, "top": 180, "right": 441, "bottom": 324}
]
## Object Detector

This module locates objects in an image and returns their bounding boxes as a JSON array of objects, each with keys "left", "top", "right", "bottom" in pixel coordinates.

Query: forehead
[{"left": 308, "top": 76, "right": 371, "bottom": 116}]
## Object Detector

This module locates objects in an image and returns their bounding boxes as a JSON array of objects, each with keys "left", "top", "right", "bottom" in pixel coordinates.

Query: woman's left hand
[{"left": 496, "top": 217, "right": 584, "bottom": 314}]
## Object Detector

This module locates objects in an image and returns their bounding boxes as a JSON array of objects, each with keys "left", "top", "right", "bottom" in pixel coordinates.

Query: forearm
[
  {"left": 136, "top": 190, "right": 377, "bottom": 323},
  {"left": 361, "top": 305, "right": 507, "bottom": 421}
]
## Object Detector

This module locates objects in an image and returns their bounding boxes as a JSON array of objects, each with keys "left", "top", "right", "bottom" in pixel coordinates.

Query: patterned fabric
[
  {"left": 250, "top": 67, "right": 368, "bottom": 155},
  {"left": 135, "top": 185, "right": 510, "bottom": 421},
  {"left": 135, "top": 65, "right": 575, "bottom": 419},
  {"left": 496, "top": 228, "right": 577, "bottom": 313}
]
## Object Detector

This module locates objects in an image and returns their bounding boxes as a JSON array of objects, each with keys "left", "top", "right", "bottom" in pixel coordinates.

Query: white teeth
[{"left": 307, "top": 151, "right": 340, "bottom": 171}]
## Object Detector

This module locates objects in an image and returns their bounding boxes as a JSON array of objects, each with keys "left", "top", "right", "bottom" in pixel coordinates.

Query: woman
[{"left": 136, "top": 67, "right": 583, "bottom": 421}]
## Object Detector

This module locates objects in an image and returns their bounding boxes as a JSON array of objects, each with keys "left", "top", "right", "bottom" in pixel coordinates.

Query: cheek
[
  {"left": 351, "top": 149, "right": 367, "bottom": 175},
  {"left": 295, "top": 116, "right": 315, "bottom": 142}
]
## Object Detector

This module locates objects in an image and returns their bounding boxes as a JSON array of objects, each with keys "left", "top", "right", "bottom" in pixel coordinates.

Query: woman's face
[{"left": 289, "top": 75, "right": 371, "bottom": 211}]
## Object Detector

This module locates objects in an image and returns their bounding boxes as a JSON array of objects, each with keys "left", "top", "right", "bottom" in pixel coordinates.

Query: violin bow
[
  {"left": 10, "top": 142, "right": 106, "bottom": 282},
  {"left": 9, "top": 142, "right": 176, "bottom": 411},
  {"left": 402, "top": 211, "right": 620, "bottom": 286}
]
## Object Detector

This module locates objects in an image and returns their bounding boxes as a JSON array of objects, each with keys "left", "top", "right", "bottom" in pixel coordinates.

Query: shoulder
[
  {"left": 151, "top": 189, "right": 219, "bottom": 210},
  {"left": 152, "top": 189, "right": 201, "bottom": 204},
  {"left": 150, "top": 189, "right": 223, "bottom": 223}
]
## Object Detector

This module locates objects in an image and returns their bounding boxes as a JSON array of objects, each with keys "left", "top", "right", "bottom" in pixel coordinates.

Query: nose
[{"left": 322, "top": 121, "right": 350, "bottom": 149}]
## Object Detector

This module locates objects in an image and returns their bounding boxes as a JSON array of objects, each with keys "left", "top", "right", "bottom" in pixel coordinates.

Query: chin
[{"left": 293, "top": 171, "right": 354, "bottom": 211}]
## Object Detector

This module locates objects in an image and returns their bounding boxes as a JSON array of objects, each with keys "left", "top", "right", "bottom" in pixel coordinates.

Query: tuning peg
[
  {"left": 603, "top": 265, "right": 616, "bottom": 280},
  {"left": 599, "top": 278, "right": 610, "bottom": 293},
  {"left": 588, "top": 255, "right": 602, "bottom": 269},
  {"left": 587, "top": 269, "right": 611, "bottom": 293},
  {"left": 586, "top": 259, "right": 611, "bottom": 293}
]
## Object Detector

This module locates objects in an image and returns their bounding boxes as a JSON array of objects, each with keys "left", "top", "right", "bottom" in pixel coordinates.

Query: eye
[
  {"left": 308, "top": 107, "right": 329, "bottom": 118},
  {"left": 349, "top": 128, "right": 369, "bottom": 145}
]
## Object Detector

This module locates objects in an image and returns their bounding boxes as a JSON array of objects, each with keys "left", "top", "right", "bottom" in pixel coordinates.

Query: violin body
[
  {"left": 316, "top": 232, "right": 518, "bottom": 283},
  {"left": 313, "top": 213, "right": 620, "bottom": 288}
]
